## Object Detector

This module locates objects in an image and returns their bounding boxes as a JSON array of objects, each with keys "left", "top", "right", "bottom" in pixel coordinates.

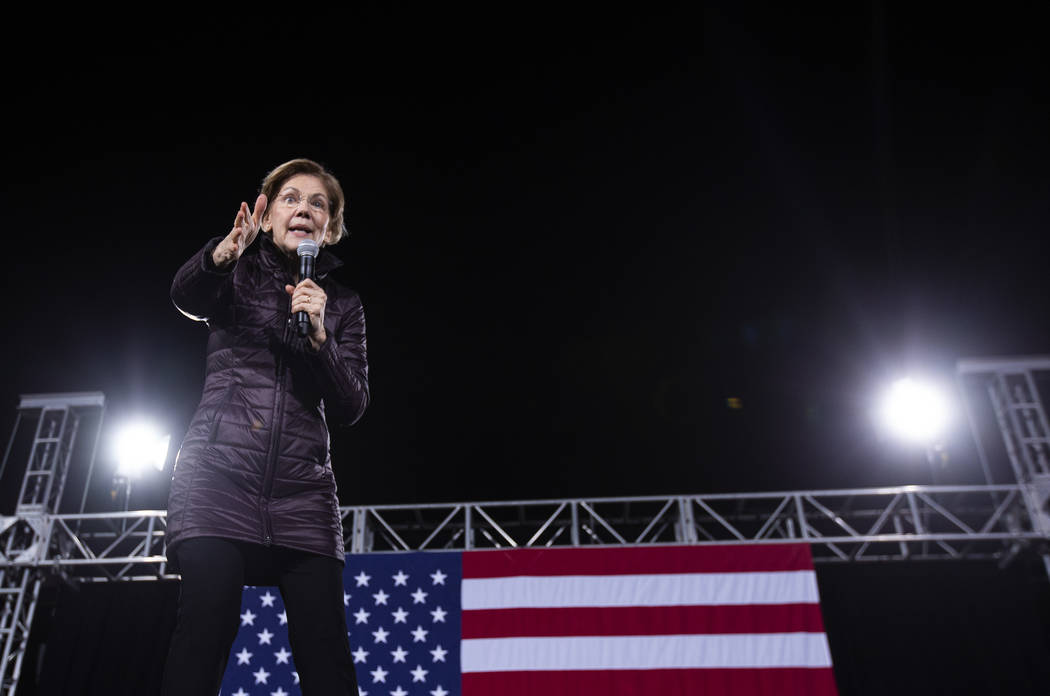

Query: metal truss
[
  {"left": 343, "top": 484, "right": 1046, "bottom": 562},
  {"left": 0, "top": 393, "right": 105, "bottom": 696},
  {"left": 0, "top": 511, "right": 173, "bottom": 582},
  {"left": 0, "top": 483, "right": 1044, "bottom": 580},
  {"left": 957, "top": 355, "right": 1050, "bottom": 576}
]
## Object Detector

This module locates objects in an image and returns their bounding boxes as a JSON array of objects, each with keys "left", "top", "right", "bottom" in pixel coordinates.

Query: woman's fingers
[
  {"left": 251, "top": 194, "right": 267, "bottom": 225},
  {"left": 233, "top": 196, "right": 264, "bottom": 249},
  {"left": 287, "top": 279, "right": 325, "bottom": 295},
  {"left": 290, "top": 293, "right": 325, "bottom": 312},
  {"left": 218, "top": 200, "right": 260, "bottom": 265},
  {"left": 286, "top": 282, "right": 327, "bottom": 314},
  {"left": 234, "top": 203, "right": 252, "bottom": 231},
  {"left": 290, "top": 298, "right": 319, "bottom": 314},
  {"left": 245, "top": 202, "right": 257, "bottom": 230}
]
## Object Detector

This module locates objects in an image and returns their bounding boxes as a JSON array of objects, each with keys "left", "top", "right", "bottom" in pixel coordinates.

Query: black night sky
[{"left": 3, "top": 6, "right": 1049, "bottom": 509}]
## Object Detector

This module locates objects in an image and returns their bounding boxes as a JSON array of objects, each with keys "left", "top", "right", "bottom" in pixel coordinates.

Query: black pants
[{"left": 160, "top": 537, "right": 359, "bottom": 696}]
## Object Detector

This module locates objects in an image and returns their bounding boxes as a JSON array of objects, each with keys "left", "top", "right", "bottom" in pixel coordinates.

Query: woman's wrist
[
  {"left": 211, "top": 239, "right": 237, "bottom": 268},
  {"left": 307, "top": 330, "right": 328, "bottom": 353}
]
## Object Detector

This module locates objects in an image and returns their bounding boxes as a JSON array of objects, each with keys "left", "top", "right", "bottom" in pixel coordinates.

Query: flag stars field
[{"left": 222, "top": 555, "right": 461, "bottom": 695}]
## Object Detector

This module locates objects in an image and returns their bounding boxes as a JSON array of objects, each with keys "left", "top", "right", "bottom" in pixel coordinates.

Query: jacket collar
[{"left": 255, "top": 233, "right": 343, "bottom": 279}]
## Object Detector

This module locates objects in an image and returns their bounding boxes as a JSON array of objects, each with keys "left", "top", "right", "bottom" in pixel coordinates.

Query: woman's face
[{"left": 263, "top": 174, "right": 332, "bottom": 255}]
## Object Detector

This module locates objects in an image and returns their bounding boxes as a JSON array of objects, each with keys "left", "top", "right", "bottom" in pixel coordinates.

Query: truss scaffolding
[
  {"left": 0, "top": 393, "right": 105, "bottom": 696},
  {"left": 0, "top": 355, "right": 1048, "bottom": 691},
  {"left": 0, "top": 483, "right": 1044, "bottom": 584}
]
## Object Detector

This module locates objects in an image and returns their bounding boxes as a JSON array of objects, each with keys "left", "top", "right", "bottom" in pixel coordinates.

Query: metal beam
[{"left": 0, "top": 484, "right": 1042, "bottom": 574}]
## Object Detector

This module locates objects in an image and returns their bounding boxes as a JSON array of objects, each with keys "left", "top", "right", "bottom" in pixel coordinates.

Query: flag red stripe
[
  {"left": 461, "top": 603, "right": 826, "bottom": 638},
  {"left": 462, "top": 667, "right": 839, "bottom": 696},
  {"left": 463, "top": 544, "right": 814, "bottom": 577}
]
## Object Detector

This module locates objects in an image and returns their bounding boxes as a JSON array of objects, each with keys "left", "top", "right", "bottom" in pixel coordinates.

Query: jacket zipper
[{"left": 260, "top": 308, "right": 293, "bottom": 546}]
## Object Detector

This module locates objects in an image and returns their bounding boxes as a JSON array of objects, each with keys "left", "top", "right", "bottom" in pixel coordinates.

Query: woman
[{"left": 161, "top": 158, "right": 368, "bottom": 695}]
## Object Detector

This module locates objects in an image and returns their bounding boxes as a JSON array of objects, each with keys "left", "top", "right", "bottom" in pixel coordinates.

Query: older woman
[{"left": 161, "top": 158, "right": 368, "bottom": 695}]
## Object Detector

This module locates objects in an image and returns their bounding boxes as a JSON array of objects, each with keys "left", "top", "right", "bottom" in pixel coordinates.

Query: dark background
[{"left": 3, "top": 4, "right": 1049, "bottom": 694}]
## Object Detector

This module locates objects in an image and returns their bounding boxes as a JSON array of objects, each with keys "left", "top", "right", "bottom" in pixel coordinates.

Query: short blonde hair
[{"left": 260, "top": 158, "right": 349, "bottom": 245}]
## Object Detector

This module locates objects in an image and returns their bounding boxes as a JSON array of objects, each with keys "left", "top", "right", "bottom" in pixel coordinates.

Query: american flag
[{"left": 221, "top": 544, "right": 837, "bottom": 695}]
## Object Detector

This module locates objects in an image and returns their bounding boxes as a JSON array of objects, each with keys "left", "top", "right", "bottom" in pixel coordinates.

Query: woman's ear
[{"left": 261, "top": 212, "right": 272, "bottom": 232}]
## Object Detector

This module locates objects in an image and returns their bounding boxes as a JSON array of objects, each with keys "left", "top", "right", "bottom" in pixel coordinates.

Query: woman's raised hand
[{"left": 212, "top": 194, "right": 267, "bottom": 267}]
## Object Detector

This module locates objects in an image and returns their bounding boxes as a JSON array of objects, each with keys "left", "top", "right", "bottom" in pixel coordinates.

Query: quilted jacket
[{"left": 165, "top": 233, "right": 369, "bottom": 565}]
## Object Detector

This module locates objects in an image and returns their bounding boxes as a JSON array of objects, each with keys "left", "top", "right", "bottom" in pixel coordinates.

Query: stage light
[
  {"left": 113, "top": 421, "right": 170, "bottom": 478},
  {"left": 878, "top": 377, "right": 950, "bottom": 445}
]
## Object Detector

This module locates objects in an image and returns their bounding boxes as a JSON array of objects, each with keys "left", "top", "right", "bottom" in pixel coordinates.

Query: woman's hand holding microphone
[{"left": 286, "top": 279, "right": 327, "bottom": 351}]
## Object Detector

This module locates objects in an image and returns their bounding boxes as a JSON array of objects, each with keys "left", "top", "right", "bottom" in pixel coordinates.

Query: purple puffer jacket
[{"left": 165, "top": 234, "right": 369, "bottom": 566}]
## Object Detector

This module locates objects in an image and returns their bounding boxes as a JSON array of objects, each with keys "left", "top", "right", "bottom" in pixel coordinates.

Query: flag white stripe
[
  {"left": 462, "top": 570, "right": 819, "bottom": 610},
  {"left": 461, "top": 633, "right": 833, "bottom": 671}
]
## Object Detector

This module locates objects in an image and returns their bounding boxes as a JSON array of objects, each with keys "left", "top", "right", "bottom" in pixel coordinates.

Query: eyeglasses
[{"left": 275, "top": 190, "right": 330, "bottom": 214}]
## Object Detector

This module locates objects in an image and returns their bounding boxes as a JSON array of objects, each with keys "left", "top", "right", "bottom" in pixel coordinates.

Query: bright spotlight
[
  {"left": 878, "top": 377, "right": 950, "bottom": 444},
  {"left": 113, "top": 422, "right": 171, "bottom": 478}
]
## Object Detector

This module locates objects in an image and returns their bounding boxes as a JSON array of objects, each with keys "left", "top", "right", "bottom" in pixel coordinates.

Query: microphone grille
[{"left": 297, "top": 239, "right": 319, "bottom": 258}]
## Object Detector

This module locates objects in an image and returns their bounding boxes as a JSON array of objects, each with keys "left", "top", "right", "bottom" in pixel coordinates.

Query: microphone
[{"left": 296, "top": 239, "right": 319, "bottom": 337}]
